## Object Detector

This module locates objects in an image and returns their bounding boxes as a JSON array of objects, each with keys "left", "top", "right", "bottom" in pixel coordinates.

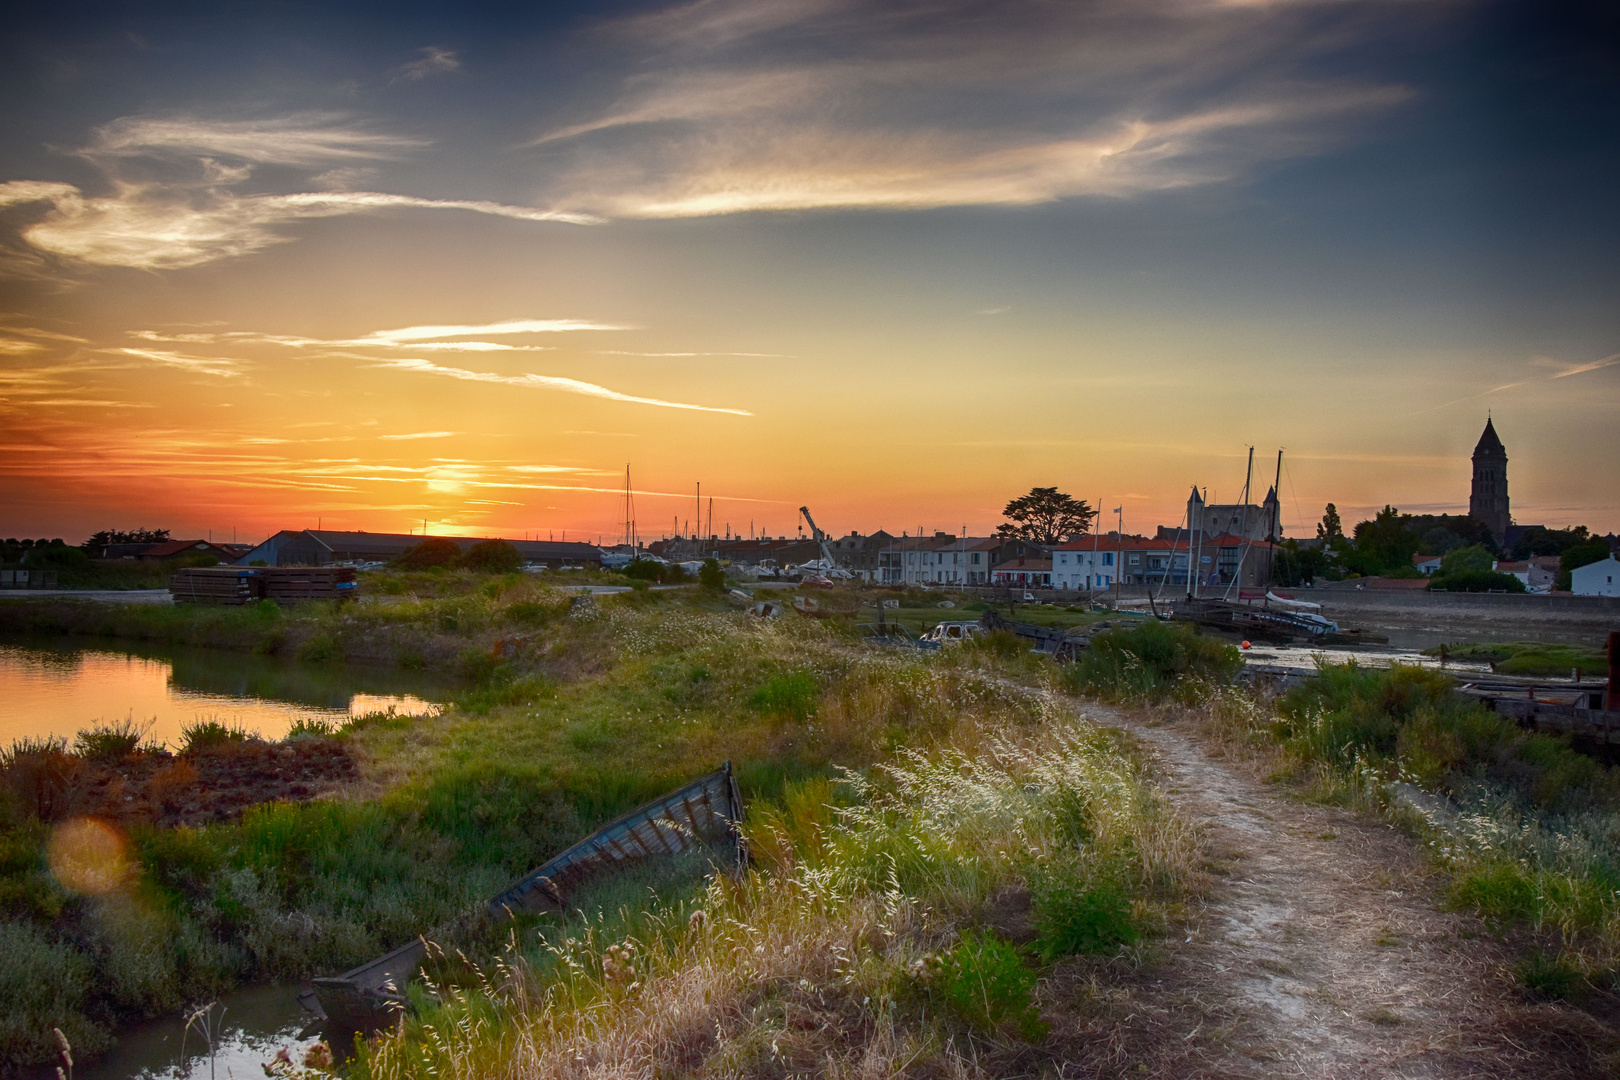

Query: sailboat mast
[{"left": 1272, "top": 449, "right": 1283, "bottom": 541}]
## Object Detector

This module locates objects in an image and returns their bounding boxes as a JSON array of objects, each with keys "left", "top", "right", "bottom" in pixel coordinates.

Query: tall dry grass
[{"left": 356, "top": 720, "right": 1197, "bottom": 1079}]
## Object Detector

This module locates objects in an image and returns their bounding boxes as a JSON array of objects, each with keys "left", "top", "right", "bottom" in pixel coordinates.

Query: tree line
[{"left": 1273, "top": 504, "right": 1611, "bottom": 591}]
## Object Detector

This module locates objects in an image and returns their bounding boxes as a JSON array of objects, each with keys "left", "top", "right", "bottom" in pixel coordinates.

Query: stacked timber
[
  {"left": 260, "top": 566, "right": 359, "bottom": 603},
  {"left": 170, "top": 567, "right": 262, "bottom": 605}
]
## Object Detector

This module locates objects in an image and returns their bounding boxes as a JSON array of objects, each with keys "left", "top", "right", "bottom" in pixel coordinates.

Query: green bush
[
  {"left": 623, "top": 559, "right": 689, "bottom": 585},
  {"left": 394, "top": 538, "right": 462, "bottom": 570},
  {"left": 1062, "top": 620, "right": 1241, "bottom": 700},
  {"left": 1030, "top": 864, "right": 1139, "bottom": 961},
  {"left": 73, "top": 717, "right": 150, "bottom": 761},
  {"left": 0, "top": 919, "right": 108, "bottom": 1072},
  {"left": 1439, "top": 544, "right": 1494, "bottom": 575},
  {"left": 699, "top": 558, "right": 725, "bottom": 591},
  {"left": 460, "top": 540, "right": 522, "bottom": 574},
  {"left": 1427, "top": 569, "right": 1525, "bottom": 593},
  {"left": 504, "top": 600, "right": 554, "bottom": 626},
  {"left": 1514, "top": 951, "right": 1588, "bottom": 1001},
  {"left": 934, "top": 930, "right": 1046, "bottom": 1042},
  {"left": 1279, "top": 663, "right": 1620, "bottom": 811},
  {"left": 178, "top": 720, "right": 250, "bottom": 754}
]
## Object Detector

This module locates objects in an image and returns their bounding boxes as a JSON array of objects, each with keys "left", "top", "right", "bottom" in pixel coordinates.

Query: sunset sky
[{"left": 2, "top": 0, "right": 1616, "bottom": 545}]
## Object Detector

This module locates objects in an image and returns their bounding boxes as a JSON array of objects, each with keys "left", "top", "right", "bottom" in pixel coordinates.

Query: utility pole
[{"left": 1114, "top": 504, "right": 1123, "bottom": 611}]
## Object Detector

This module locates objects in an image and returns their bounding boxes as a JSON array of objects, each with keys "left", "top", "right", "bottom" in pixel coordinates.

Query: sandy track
[{"left": 1044, "top": 701, "right": 1618, "bottom": 1079}]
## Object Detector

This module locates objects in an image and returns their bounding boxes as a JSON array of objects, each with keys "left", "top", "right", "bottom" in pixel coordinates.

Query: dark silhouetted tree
[{"left": 997, "top": 487, "right": 1096, "bottom": 544}]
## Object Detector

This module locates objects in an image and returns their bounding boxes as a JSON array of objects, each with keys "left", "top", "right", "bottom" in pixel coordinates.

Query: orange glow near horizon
[{"left": 4, "top": 296, "right": 1613, "bottom": 545}]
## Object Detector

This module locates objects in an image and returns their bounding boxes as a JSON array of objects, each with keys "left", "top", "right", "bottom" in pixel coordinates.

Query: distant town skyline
[{"left": 2, "top": 2, "right": 1616, "bottom": 542}]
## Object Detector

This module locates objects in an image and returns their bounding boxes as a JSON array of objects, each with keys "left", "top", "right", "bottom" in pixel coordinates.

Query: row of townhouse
[
  {"left": 652, "top": 526, "right": 1272, "bottom": 592},
  {"left": 1051, "top": 534, "right": 1275, "bottom": 592}
]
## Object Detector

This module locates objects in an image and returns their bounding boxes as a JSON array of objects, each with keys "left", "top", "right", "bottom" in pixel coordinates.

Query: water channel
[
  {"left": 1, "top": 635, "right": 456, "bottom": 748},
  {"left": 2, "top": 635, "right": 460, "bottom": 1078}
]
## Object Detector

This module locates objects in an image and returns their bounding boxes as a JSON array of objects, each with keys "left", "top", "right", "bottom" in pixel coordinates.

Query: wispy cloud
[
  {"left": 0, "top": 114, "right": 596, "bottom": 270},
  {"left": 378, "top": 430, "right": 460, "bottom": 440},
  {"left": 595, "top": 349, "right": 790, "bottom": 358},
  {"left": 398, "top": 47, "right": 460, "bottom": 81},
  {"left": 85, "top": 113, "right": 428, "bottom": 166},
  {"left": 1539, "top": 352, "right": 1620, "bottom": 379},
  {"left": 129, "top": 327, "right": 563, "bottom": 352},
  {"left": 0, "top": 182, "right": 597, "bottom": 269},
  {"left": 365, "top": 319, "right": 628, "bottom": 342},
  {"left": 0, "top": 325, "right": 90, "bottom": 344},
  {"left": 529, "top": 0, "right": 1418, "bottom": 217},
  {"left": 373, "top": 355, "right": 752, "bottom": 415},
  {"left": 117, "top": 347, "right": 242, "bottom": 378}
]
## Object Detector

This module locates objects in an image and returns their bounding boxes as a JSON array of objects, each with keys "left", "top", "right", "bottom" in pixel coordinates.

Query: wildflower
[{"left": 303, "top": 1041, "right": 334, "bottom": 1070}]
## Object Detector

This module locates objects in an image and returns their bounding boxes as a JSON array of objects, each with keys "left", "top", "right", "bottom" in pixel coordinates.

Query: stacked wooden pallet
[
  {"left": 260, "top": 566, "right": 359, "bottom": 603},
  {"left": 170, "top": 567, "right": 263, "bottom": 605}
]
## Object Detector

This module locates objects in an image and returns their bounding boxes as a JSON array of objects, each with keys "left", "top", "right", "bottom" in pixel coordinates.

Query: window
[
  {"left": 1104, "top": 552, "right": 1113, "bottom": 566},
  {"left": 1128, "top": 554, "right": 1140, "bottom": 565}
]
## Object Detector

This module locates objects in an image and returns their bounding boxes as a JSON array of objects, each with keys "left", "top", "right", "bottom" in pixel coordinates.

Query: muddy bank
[{"left": 10, "top": 736, "right": 359, "bottom": 830}]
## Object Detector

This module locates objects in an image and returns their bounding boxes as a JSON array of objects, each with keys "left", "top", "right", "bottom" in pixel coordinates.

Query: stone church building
[{"left": 1469, "top": 417, "right": 1510, "bottom": 542}]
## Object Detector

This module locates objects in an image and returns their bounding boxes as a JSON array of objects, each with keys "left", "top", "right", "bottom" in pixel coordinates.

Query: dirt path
[{"left": 1045, "top": 701, "right": 1618, "bottom": 1080}]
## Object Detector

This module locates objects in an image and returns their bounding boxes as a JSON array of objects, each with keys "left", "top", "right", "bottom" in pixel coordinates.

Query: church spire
[{"left": 1469, "top": 416, "right": 1509, "bottom": 542}]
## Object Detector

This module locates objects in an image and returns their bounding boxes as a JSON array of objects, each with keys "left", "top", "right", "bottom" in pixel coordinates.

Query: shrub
[
  {"left": 1280, "top": 663, "right": 1620, "bottom": 811},
  {"left": 73, "top": 718, "right": 150, "bottom": 761},
  {"left": 394, "top": 538, "right": 461, "bottom": 570},
  {"left": 1030, "top": 864, "right": 1139, "bottom": 960},
  {"left": 624, "top": 559, "right": 688, "bottom": 585},
  {"left": 1427, "top": 569, "right": 1525, "bottom": 593},
  {"left": 1514, "top": 951, "right": 1588, "bottom": 1001},
  {"left": 1, "top": 738, "right": 80, "bottom": 822},
  {"left": 0, "top": 919, "right": 107, "bottom": 1073},
  {"left": 1063, "top": 620, "right": 1241, "bottom": 700},
  {"left": 504, "top": 600, "right": 553, "bottom": 626},
  {"left": 460, "top": 540, "right": 522, "bottom": 574},
  {"left": 932, "top": 930, "right": 1046, "bottom": 1041},
  {"left": 699, "top": 558, "right": 725, "bottom": 591},
  {"left": 178, "top": 720, "right": 250, "bottom": 754},
  {"left": 1439, "top": 544, "right": 1494, "bottom": 575},
  {"left": 283, "top": 718, "right": 338, "bottom": 740}
]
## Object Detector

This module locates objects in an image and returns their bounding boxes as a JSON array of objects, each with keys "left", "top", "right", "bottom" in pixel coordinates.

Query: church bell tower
[{"left": 1469, "top": 416, "right": 1510, "bottom": 542}]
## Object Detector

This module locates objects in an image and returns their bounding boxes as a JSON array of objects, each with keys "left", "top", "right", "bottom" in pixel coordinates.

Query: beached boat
[{"left": 300, "top": 764, "right": 746, "bottom": 1036}]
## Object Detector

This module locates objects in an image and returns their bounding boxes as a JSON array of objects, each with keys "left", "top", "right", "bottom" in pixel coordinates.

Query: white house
[
  {"left": 1492, "top": 559, "right": 1554, "bottom": 593},
  {"left": 1571, "top": 555, "right": 1620, "bottom": 597},
  {"left": 1051, "top": 541, "right": 1120, "bottom": 592}
]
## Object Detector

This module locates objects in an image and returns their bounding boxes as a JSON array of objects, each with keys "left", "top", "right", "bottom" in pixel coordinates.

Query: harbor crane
[{"left": 794, "top": 505, "right": 853, "bottom": 580}]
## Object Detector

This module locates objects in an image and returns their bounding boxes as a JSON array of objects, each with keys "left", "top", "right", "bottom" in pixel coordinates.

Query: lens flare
[{"left": 46, "top": 817, "right": 130, "bottom": 895}]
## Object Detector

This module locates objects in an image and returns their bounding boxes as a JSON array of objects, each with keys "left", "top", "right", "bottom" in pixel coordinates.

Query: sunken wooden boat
[
  {"left": 489, "top": 762, "right": 746, "bottom": 917},
  {"left": 299, "top": 763, "right": 745, "bottom": 1036},
  {"left": 297, "top": 936, "right": 427, "bottom": 1036}
]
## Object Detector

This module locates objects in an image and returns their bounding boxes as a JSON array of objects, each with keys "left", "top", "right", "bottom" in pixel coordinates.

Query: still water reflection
[
  {"left": 58, "top": 985, "right": 316, "bottom": 1080},
  {"left": 1, "top": 635, "right": 456, "bottom": 748}
]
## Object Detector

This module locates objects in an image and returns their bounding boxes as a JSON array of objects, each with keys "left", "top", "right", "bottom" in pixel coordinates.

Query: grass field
[
  {"left": 9, "top": 578, "right": 1614, "bottom": 1072},
  {"left": 0, "top": 581, "right": 1201, "bottom": 1073}
]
